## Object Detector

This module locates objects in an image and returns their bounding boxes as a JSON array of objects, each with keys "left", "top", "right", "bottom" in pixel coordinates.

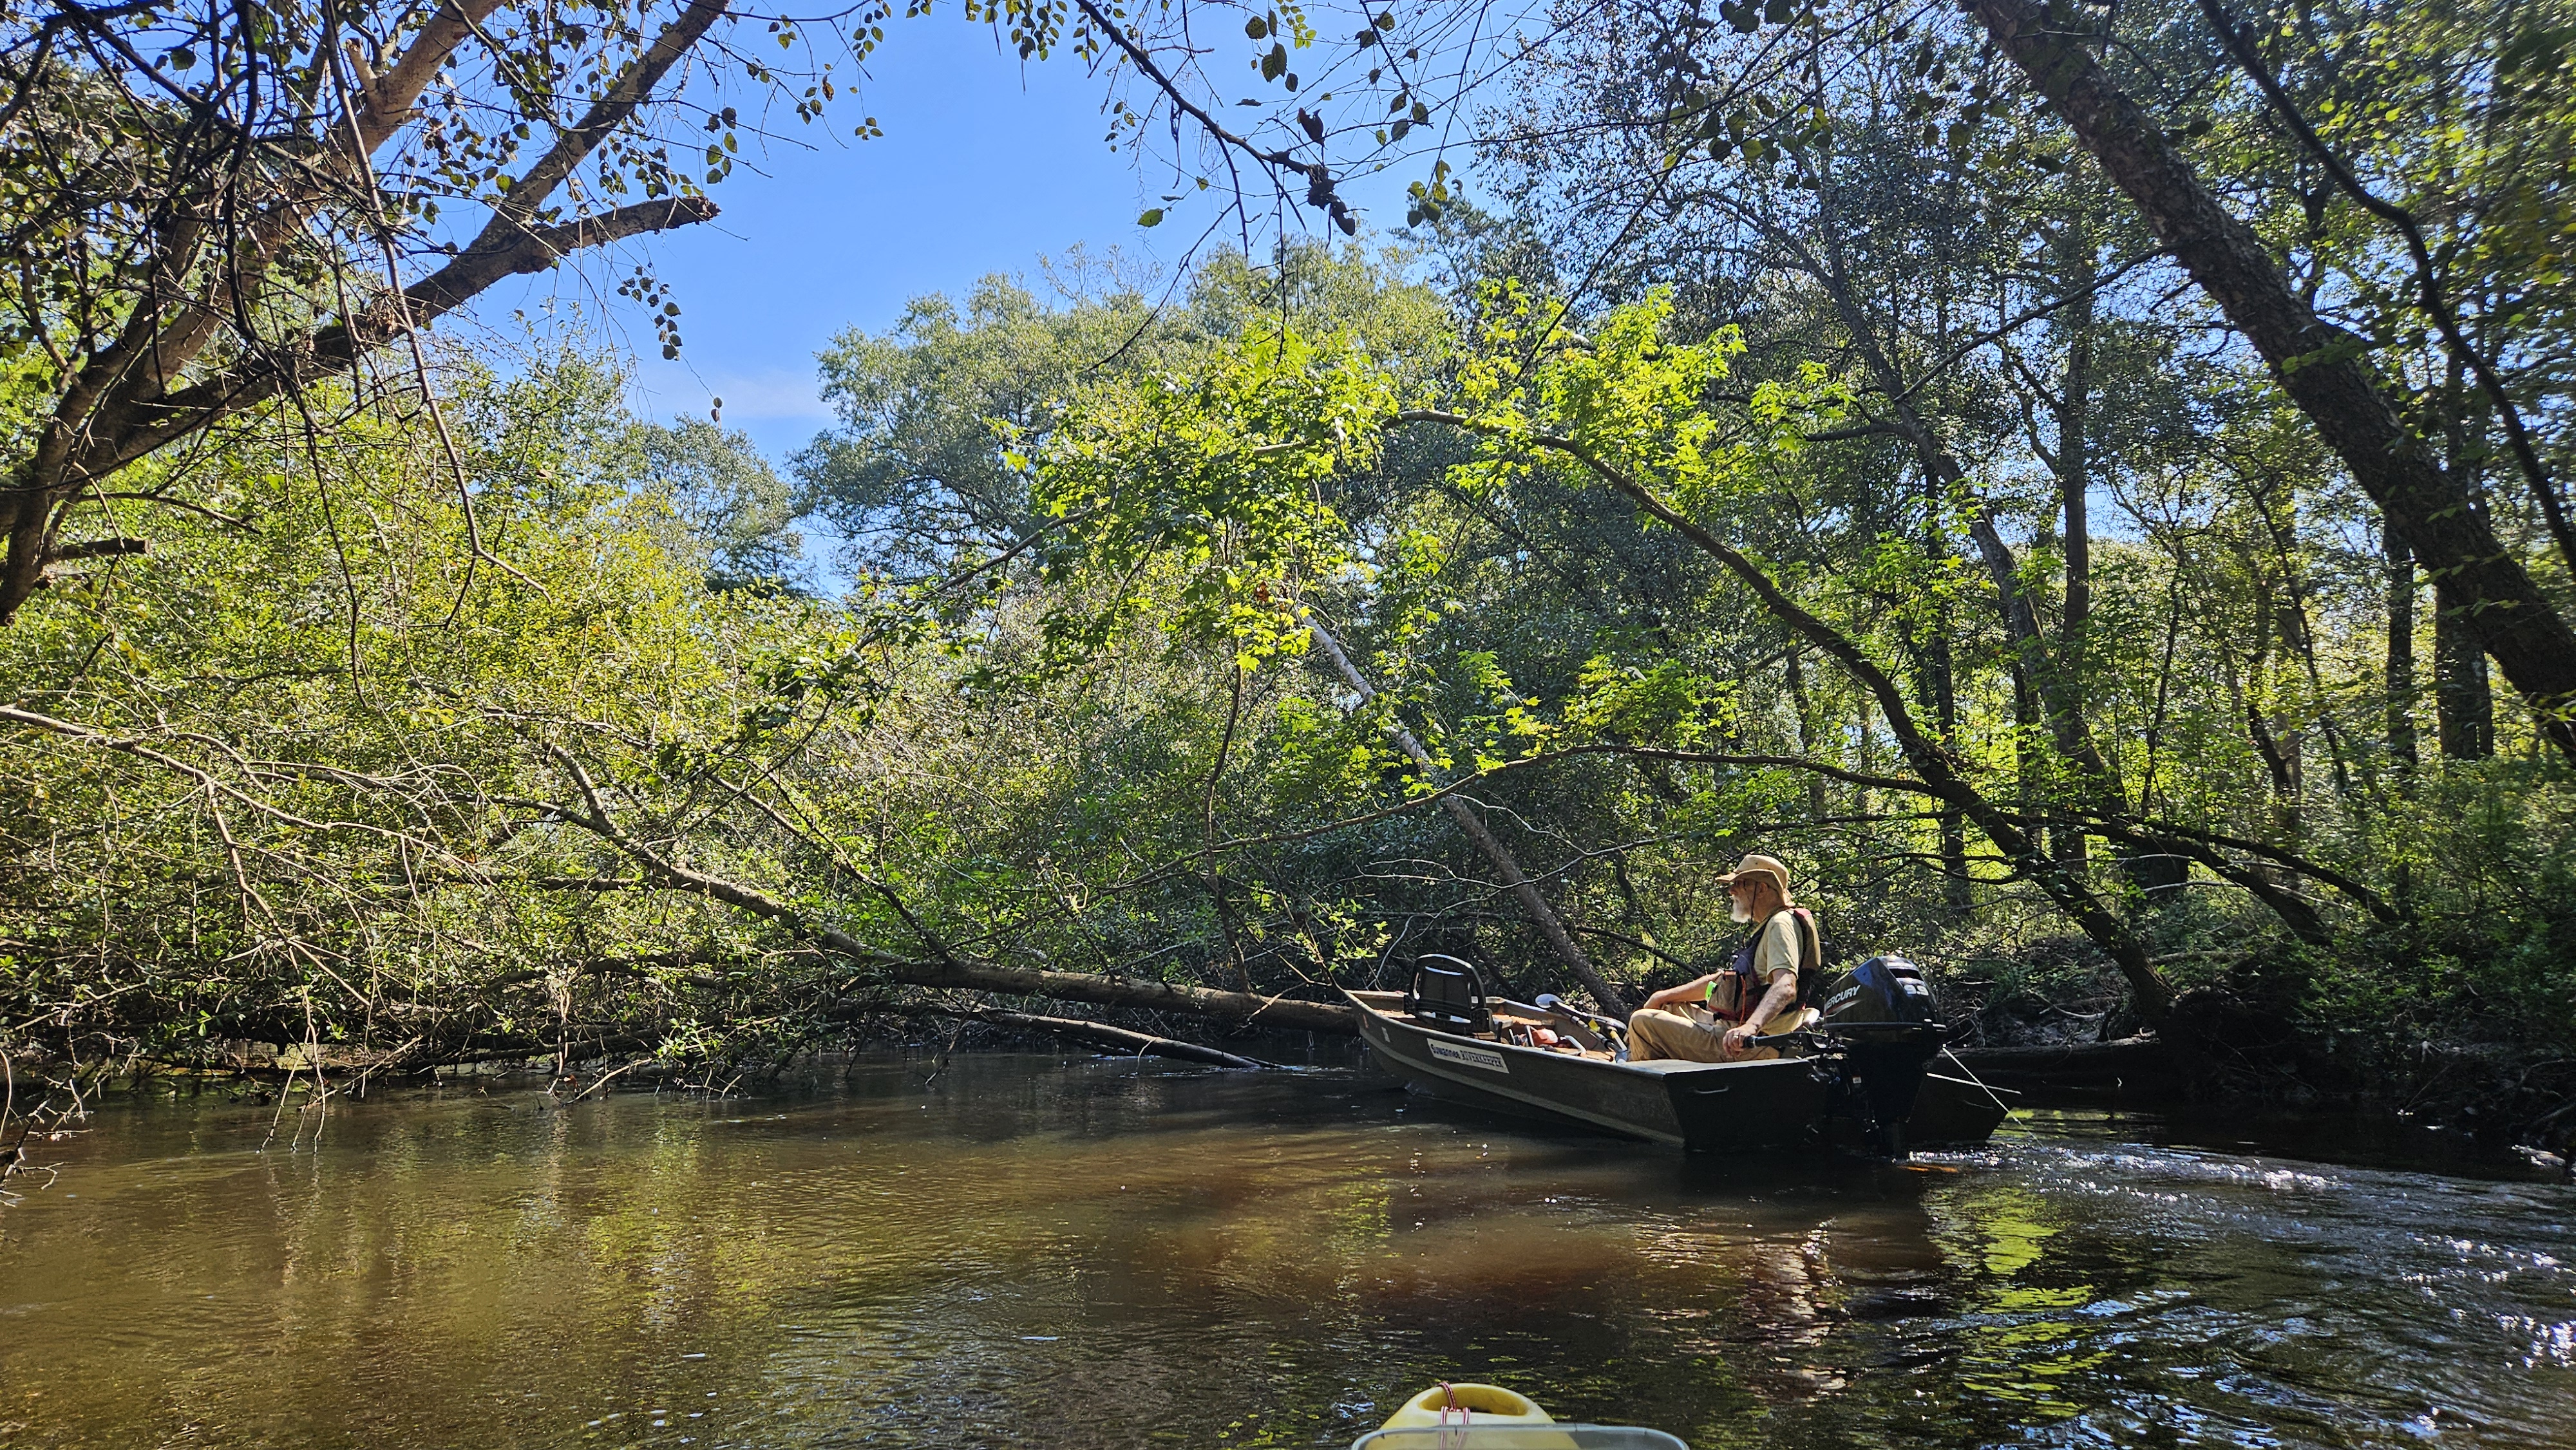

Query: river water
[{"left": 1, "top": 1054, "right": 2569, "bottom": 1449}]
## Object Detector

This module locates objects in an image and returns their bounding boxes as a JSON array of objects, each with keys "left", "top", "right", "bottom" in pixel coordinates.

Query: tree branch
[
  {"left": 934, "top": 1008, "right": 1274, "bottom": 1069},
  {"left": 2194, "top": 0, "right": 2576, "bottom": 585},
  {"left": 98, "top": 198, "right": 721, "bottom": 475},
  {"left": 1387, "top": 407, "right": 2176, "bottom": 1022},
  {"left": 525, "top": 751, "right": 1358, "bottom": 1035}
]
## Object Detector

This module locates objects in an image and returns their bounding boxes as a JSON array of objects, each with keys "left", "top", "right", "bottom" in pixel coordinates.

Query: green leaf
[{"left": 1137, "top": 209, "right": 1165, "bottom": 227}]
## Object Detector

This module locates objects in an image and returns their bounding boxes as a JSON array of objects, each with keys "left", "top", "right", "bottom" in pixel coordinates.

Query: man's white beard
[{"left": 1729, "top": 900, "right": 1753, "bottom": 923}]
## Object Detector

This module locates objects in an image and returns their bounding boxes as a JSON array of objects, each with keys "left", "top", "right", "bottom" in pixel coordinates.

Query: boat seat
[{"left": 1406, "top": 954, "right": 1493, "bottom": 1035}]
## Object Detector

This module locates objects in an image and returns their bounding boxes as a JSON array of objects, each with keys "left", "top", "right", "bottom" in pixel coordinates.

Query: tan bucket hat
[{"left": 1716, "top": 852, "right": 1793, "bottom": 899}]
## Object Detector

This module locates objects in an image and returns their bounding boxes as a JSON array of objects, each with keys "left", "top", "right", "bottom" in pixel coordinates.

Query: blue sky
[{"left": 473, "top": 18, "right": 1431, "bottom": 462}]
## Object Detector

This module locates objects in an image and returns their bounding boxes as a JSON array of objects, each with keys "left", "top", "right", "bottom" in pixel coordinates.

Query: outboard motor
[{"left": 1819, "top": 956, "right": 1944, "bottom": 1155}]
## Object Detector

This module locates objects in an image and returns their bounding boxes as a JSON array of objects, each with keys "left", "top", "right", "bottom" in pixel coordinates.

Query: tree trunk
[
  {"left": 1785, "top": 649, "right": 1831, "bottom": 822},
  {"left": 1971, "top": 0, "right": 2576, "bottom": 760},
  {"left": 2051, "top": 213, "right": 2097, "bottom": 868},
  {"left": 862, "top": 941, "right": 1365, "bottom": 1035},
  {"left": 1948, "top": 1034, "right": 2174, "bottom": 1089},
  {"left": 1935, "top": 644, "right": 1973, "bottom": 916},
  {"left": 1300, "top": 609, "right": 1633, "bottom": 1015},
  {"left": 2385, "top": 515, "right": 2420, "bottom": 775},
  {"left": 2242, "top": 600, "right": 2304, "bottom": 828},
  {"left": 2013, "top": 661, "right": 2041, "bottom": 820},
  {"left": 1920, "top": 599, "right": 1974, "bottom": 918},
  {"left": 2436, "top": 582, "right": 2497, "bottom": 759},
  {"left": 2432, "top": 363, "right": 2499, "bottom": 761},
  {"left": 949, "top": 1009, "right": 1277, "bottom": 1068}
]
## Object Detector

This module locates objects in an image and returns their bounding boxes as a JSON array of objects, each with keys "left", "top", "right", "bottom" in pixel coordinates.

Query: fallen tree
[
  {"left": 523, "top": 749, "right": 1356, "bottom": 1038},
  {"left": 940, "top": 1009, "right": 1276, "bottom": 1069},
  {"left": 1944, "top": 1035, "right": 2174, "bottom": 1091}
]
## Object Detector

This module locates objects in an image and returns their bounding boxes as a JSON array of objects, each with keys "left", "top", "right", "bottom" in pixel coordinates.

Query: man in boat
[{"left": 1625, "top": 853, "right": 1819, "bottom": 1063}]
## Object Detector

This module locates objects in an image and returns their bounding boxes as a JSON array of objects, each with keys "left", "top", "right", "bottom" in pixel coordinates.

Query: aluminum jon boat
[{"left": 1344, "top": 957, "right": 2009, "bottom": 1154}]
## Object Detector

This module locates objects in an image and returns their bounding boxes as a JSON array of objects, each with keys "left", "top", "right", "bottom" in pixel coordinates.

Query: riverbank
[{"left": 1919, "top": 929, "right": 2576, "bottom": 1176}]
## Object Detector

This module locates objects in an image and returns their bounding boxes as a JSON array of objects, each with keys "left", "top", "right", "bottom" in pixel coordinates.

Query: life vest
[{"left": 1714, "top": 907, "right": 1823, "bottom": 1026}]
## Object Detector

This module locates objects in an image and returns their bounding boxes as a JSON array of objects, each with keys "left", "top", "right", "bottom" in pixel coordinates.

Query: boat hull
[
  {"left": 1906, "top": 1072, "right": 2012, "bottom": 1149},
  {"left": 1350, "top": 992, "right": 2007, "bottom": 1153}
]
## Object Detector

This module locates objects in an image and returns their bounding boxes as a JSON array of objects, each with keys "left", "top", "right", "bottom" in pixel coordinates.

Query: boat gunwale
[{"left": 1344, "top": 989, "right": 1812, "bottom": 1083}]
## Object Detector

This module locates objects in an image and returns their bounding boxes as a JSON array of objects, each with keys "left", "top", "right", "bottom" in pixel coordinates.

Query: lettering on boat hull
[{"left": 1427, "top": 1039, "right": 1509, "bottom": 1074}]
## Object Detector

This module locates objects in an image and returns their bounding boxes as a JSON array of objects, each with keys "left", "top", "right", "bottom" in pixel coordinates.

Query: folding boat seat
[{"left": 1405, "top": 954, "right": 1493, "bottom": 1036}]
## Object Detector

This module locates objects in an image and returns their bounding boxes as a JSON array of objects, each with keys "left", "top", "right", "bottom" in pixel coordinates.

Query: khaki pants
[{"left": 1626, "top": 1008, "right": 1778, "bottom": 1063}]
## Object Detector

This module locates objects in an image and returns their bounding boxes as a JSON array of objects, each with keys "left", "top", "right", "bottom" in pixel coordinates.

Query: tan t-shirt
[{"left": 1751, "top": 908, "right": 1806, "bottom": 986}]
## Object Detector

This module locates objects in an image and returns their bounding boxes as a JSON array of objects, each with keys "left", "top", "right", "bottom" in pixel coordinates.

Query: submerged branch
[{"left": 935, "top": 1008, "right": 1276, "bottom": 1069}]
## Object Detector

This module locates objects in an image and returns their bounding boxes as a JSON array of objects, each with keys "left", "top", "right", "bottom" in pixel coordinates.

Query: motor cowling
[{"left": 1819, "top": 955, "right": 1938, "bottom": 1040}]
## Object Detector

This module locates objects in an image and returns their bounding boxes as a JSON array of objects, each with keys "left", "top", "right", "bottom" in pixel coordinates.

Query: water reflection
[{"left": 0, "top": 1056, "right": 2568, "bottom": 1449}]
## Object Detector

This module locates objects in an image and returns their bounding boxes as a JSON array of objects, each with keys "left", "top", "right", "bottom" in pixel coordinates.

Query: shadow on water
[{"left": 0, "top": 1053, "right": 2569, "bottom": 1449}]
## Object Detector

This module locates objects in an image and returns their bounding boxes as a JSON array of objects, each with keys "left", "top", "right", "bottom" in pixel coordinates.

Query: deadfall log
[
  {"left": 884, "top": 956, "right": 1358, "bottom": 1036},
  {"left": 1947, "top": 1035, "right": 2174, "bottom": 1089},
  {"left": 527, "top": 758, "right": 1364, "bottom": 1040},
  {"left": 952, "top": 1009, "right": 1277, "bottom": 1069}
]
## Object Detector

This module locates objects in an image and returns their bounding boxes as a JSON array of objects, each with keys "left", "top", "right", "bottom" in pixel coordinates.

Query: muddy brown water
[{"left": 0, "top": 1054, "right": 2569, "bottom": 1449}]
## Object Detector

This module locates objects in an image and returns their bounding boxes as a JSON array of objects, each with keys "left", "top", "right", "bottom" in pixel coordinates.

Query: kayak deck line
[{"left": 1356, "top": 1382, "right": 1689, "bottom": 1449}]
